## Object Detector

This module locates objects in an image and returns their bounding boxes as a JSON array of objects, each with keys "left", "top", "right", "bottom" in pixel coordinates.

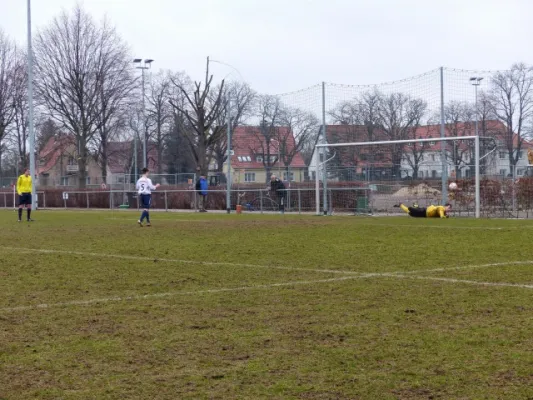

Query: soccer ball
[{"left": 449, "top": 182, "right": 458, "bottom": 191}]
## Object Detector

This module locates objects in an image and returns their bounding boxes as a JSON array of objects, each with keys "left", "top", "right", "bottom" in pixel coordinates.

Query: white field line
[
  {"left": 395, "top": 260, "right": 533, "bottom": 275},
  {"left": 0, "top": 246, "right": 361, "bottom": 276},
  {"left": 0, "top": 274, "right": 372, "bottom": 312},
  {"left": 2, "top": 247, "right": 533, "bottom": 312},
  {"left": 380, "top": 273, "right": 533, "bottom": 290},
  {"left": 354, "top": 223, "right": 525, "bottom": 231}
]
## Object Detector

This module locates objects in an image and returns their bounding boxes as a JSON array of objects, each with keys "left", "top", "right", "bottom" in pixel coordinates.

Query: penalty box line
[
  {"left": 3, "top": 268, "right": 533, "bottom": 313},
  {"left": 0, "top": 246, "right": 363, "bottom": 276},
  {"left": 1, "top": 274, "right": 372, "bottom": 312},
  {"left": 377, "top": 273, "right": 533, "bottom": 290}
]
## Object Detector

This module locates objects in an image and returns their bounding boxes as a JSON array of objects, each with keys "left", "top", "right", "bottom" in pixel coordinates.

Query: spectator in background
[
  {"left": 269, "top": 174, "right": 286, "bottom": 214},
  {"left": 196, "top": 175, "right": 208, "bottom": 212}
]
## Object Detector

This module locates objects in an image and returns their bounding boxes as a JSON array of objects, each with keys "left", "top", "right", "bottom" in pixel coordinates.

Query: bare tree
[
  {"left": 247, "top": 94, "right": 285, "bottom": 182},
  {"left": 443, "top": 101, "right": 475, "bottom": 178},
  {"left": 404, "top": 128, "right": 430, "bottom": 180},
  {"left": 0, "top": 30, "right": 17, "bottom": 173},
  {"left": 328, "top": 90, "right": 382, "bottom": 179},
  {"left": 376, "top": 92, "right": 427, "bottom": 178},
  {"left": 211, "top": 81, "right": 255, "bottom": 173},
  {"left": 169, "top": 57, "right": 226, "bottom": 176},
  {"left": 34, "top": 6, "right": 134, "bottom": 188},
  {"left": 145, "top": 71, "right": 173, "bottom": 175},
  {"left": 93, "top": 59, "right": 136, "bottom": 185},
  {"left": 277, "top": 106, "right": 319, "bottom": 179},
  {"left": 489, "top": 63, "right": 533, "bottom": 177},
  {"left": 165, "top": 71, "right": 196, "bottom": 179},
  {"left": 10, "top": 50, "right": 29, "bottom": 170}
]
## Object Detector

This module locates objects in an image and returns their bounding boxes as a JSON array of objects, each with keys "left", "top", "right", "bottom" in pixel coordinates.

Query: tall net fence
[
  {"left": 274, "top": 67, "right": 533, "bottom": 218},
  {"left": 3, "top": 67, "right": 532, "bottom": 217}
]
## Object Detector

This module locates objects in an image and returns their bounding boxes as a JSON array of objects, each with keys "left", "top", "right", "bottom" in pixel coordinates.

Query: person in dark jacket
[
  {"left": 196, "top": 176, "right": 209, "bottom": 212},
  {"left": 269, "top": 174, "right": 286, "bottom": 214}
]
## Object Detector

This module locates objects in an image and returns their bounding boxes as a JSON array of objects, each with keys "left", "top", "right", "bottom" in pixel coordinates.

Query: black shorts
[
  {"left": 19, "top": 193, "right": 32, "bottom": 206},
  {"left": 139, "top": 194, "right": 152, "bottom": 209},
  {"left": 408, "top": 207, "right": 426, "bottom": 218}
]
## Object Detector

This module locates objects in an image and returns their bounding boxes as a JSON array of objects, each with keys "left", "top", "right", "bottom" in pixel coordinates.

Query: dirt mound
[{"left": 392, "top": 183, "right": 441, "bottom": 198}]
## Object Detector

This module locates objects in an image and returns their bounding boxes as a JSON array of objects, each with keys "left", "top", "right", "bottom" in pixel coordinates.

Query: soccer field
[{"left": 1, "top": 211, "right": 533, "bottom": 399}]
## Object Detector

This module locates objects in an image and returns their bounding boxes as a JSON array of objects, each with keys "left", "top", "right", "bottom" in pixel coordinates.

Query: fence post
[
  {"left": 260, "top": 190, "right": 263, "bottom": 214},
  {"left": 165, "top": 190, "right": 168, "bottom": 211},
  {"left": 298, "top": 189, "right": 301, "bottom": 214},
  {"left": 109, "top": 190, "right": 112, "bottom": 209},
  {"left": 86, "top": 192, "right": 89, "bottom": 209}
]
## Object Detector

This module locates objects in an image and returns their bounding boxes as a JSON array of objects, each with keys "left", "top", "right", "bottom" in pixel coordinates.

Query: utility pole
[
  {"left": 27, "top": 0, "right": 36, "bottom": 210},
  {"left": 226, "top": 95, "right": 232, "bottom": 213}
]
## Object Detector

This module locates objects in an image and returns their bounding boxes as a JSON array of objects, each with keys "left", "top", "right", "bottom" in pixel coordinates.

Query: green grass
[{"left": 1, "top": 210, "right": 533, "bottom": 399}]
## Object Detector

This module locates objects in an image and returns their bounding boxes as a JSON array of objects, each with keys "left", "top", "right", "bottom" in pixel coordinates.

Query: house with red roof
[
  {"left": 38, "top": 135, "right": 163, "bottom": 187},
  {"left": 225, "top": 126, "right": 307, "bottom": 184},
  {"left": 311, "top": 120, "right": 533, "bottom": 181}
]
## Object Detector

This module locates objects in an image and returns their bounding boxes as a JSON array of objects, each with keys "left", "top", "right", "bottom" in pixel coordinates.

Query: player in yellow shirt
[
  {"left": 395, "top": 203, "right": 451, "bottom": 218},
  {"left": 17, "top": 169, "right": 33, "bottom": 222}
]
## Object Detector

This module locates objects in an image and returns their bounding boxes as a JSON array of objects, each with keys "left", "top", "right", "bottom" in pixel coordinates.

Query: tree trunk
[
  {"left": 101, "top": 140, "right": 108, "bottom": 184},
  {"left": 77, "top": 136, "right": 87, "bottom": 189},
  {"left": 78, "top": 156, "right": 87, "bottom": 189}
]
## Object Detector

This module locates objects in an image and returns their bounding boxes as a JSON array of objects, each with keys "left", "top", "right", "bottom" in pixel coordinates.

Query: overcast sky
[{"left": 1, "top": 0, "right": 532, "bottom": 94}]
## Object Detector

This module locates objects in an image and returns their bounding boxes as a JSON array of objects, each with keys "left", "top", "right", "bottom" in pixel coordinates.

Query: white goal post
[{"left": 315, "top": 135, "right": 481, "bottom": 218}]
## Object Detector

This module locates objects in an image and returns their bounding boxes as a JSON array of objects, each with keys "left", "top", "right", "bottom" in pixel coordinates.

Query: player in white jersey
[{"left": 136, "top": 168, "right": 160, "bottom": 227}]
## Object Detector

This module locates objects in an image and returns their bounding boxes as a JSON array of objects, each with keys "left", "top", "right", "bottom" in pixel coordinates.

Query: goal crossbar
[{"left": 314, "top": 135, "right": 481, "bottom": 218}]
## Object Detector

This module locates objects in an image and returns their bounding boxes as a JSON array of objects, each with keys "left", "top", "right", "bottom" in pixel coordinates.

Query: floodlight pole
[
  {"left": 27, "top": 0, "right": 36, "bottom": 210},
  {"left": 475, "top": 135, "right": 480, "bottom": 218},
  {"left": 134, "top": 59, "right": 153, "bottom": 170},
  {"left": 322, "top": 82, "right": 328, "bottom": 215},
  {"left": 440, "top": 67, "right": 448, "bottom": 206},
  {"left": 226, "top": 95, "right": 232, "bottom": 213}
]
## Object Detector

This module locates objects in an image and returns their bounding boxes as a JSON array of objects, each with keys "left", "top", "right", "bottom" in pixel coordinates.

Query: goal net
[{"left": 312, "top": 135, "right": 515, "bottom": 218}]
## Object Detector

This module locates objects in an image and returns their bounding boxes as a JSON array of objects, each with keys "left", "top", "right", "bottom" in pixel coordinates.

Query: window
[
  {"left": 431, "top": 170, "right": 437, "bottom": 178},
  {"left": 244, "top": 172, "right": 255, "bottom": 182},
  {"left": 86, "top": 177, "right": 91, "bottom": 185},
  {"left": 319, "top": 153, "right": 324, "bottom": 162},
  {"left": 237, "top": 156, "right": 243, "bottom": 162},
  {"left": 499, "top": 151, "right": 506, "bottom": 159},
  {"left": 518, "top": 151, "right": 524, "bottom": 159},
  {"left": 245, "top": 156, "right": 251, "bottom": 162},
  {"left": 499, "top": 169, "right": 507, "bottom": 176},
  {"left": 61, "top": 176, "right": 69, "bottom": 186},
  {"left": 311, "top": 171, "right": 316, "bottom": 180},
  {"left": 68, "top": 156, "right": 75, "bottom": 166},
  {"left": 270, "top": 156, "right": 277, "bottom": 163},
  {"left": 407, "top": 142, "right": 413, "bottom": 147},
  {"left": 431, "top": 154, "right": 435, "bottom": 162},
  {"left": 256, "top": 156, "right": 263, "bottom": 163},
  {"left": 283, "top": 171, "right": 294, "bottom": 181},
  {"left": 517, "top": 169, "right": 524, "bottom": 176},
  {"left": 430, "top": 141, "right": 436, "bottom": 146},
  {"left": 419, "top": 154, "right": 424, "bottom": 162}
]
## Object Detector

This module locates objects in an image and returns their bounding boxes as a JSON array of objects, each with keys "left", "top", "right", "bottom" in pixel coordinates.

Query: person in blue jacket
[{"left": 196, "top": 176, "right": 209, "bottom": 212}]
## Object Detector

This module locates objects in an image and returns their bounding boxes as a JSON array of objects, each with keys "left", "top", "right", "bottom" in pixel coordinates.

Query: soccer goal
[{"left": 314, "top": 135, "right": 486, "bottom": 218}]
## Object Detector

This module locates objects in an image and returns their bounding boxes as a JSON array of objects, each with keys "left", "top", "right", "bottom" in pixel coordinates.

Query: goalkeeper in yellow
[
  {"left": 17, "top": 168, "right": 34, "bottom": 222},
  {"left": 395, "top": 203, "right": 451, "bottom": 218}
]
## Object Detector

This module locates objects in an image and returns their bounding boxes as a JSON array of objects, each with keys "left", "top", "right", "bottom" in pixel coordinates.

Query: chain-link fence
[{"left": 2, "top": 180, "right": 532, "bottom": 218}]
